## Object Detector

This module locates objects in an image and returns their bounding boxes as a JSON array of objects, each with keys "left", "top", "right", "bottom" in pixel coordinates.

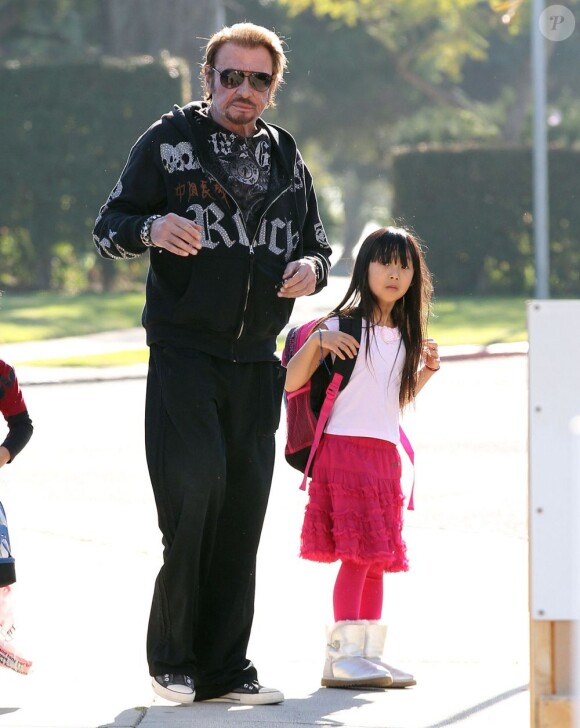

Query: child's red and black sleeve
[{"left": 0, "top": 360, "right": 33, "bottom": 462}]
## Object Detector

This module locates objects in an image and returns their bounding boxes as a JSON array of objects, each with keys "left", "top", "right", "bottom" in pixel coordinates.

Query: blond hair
[{"left": 202, "top": 22, "right": 287, "bottom": 107}]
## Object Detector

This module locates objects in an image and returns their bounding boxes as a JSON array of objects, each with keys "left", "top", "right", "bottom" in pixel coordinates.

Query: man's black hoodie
[{"left": 93, "top": 102, "right": 332, "bottom": 362}]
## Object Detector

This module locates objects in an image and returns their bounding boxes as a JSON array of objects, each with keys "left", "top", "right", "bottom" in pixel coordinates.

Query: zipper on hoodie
[
  {"left": 233, "top": 183, "right": 291, "bottom": 347},
  {"left": 200, "top": 169, "right": 258, "bottom": 349},
  {"left": 202, "top": 165, "right": 292, "bottom": 346},
  {"left": 200, "top": 155, "right": 295, "bottom": 356}
]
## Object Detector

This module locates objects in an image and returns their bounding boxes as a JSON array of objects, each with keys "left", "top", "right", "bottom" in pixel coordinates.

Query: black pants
[{"left": 144, "top": 345, "right": 284, "bottom": 701}]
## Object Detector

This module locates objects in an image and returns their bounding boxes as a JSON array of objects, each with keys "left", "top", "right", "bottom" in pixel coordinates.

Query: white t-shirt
[{"left": 324, "top": 317, "right": 405, "bottom": 444}]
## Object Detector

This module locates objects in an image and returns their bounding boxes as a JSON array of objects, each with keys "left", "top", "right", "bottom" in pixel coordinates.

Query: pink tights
[{"left": 333, "top": 560, "right": 384, "bottom": 621}]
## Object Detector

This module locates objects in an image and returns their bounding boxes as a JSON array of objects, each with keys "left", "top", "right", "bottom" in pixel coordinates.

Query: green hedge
[
  {"left": 392, "top": 147, "right": 580, "bottom": 296},
  {"left": 0, "top": 57, "right": 185, "bottom": 291}
]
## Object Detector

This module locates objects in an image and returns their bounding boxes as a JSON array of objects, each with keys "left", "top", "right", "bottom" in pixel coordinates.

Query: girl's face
[{"left": 368, "top": 255, "right": 414, "bottom": 308}]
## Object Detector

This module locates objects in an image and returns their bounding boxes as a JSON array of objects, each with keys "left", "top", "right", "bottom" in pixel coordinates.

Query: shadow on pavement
[
  {"left": 99, "top": 706, "right": 147, "bottom": 728},
  {"left": 102, "top": 683, "right": 529, "bottom": 728},
  {"left": 104, "top": 688, "right": 381, "bottom": 727},
  {"left": 424, "top": 683, "right": 529, "bottom": 728}
]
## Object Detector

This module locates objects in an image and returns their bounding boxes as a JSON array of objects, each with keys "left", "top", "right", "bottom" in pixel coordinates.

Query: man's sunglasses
[{"left": 210, "top": 67, "right": 273, "bottom": 92}]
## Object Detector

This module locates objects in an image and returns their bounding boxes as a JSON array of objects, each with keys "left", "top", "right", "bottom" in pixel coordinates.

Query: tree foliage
[
  {"left": 0, "top": 0, "right": 223, "bottom": 291},
  {"left": 392, "top": 147, "right": 580, "bottom": 296},
  {"left": 278, "top": 0, "right": 580, "bottom": 145},
  {"left": 280, "top": 0, "right": 499, "bottom": 107},
  {"left": 0, "top": 0, "right": 100, "bottom": 61},
  {"left": 0, "top": 0, "right": 225, "bottom": 95},
  {"left": 0, "top": 59, "right": 184, "bottom": 292},
  {"left": 1, "top": 0, "right": 579, "bottom": 289}
]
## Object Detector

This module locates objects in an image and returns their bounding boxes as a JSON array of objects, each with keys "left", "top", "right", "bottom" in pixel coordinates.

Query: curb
[
  {"left": 15, "top": 342, "right": 528, "bottom": 387},
  {"left": 16, "top": 363, "right": 149, "bottom": 387}
]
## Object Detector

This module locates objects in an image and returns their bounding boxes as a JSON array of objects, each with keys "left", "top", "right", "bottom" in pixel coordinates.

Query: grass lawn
[
  {"left": 0, "top": 291, "right": 145, "bottom": 343},
  {"left": 22, "top": 349, "right": 151, "bottom": 367},
  {"left": 1, "top": 291, "right": 528, "bottom": 367},
  {"left": 430, "top": 296, "right": 528, "bottom": 345}
]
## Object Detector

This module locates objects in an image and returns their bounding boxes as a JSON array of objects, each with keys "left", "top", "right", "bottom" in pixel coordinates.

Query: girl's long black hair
[{"left": 326, "top": 226, "right": 433, "bottom": 409}]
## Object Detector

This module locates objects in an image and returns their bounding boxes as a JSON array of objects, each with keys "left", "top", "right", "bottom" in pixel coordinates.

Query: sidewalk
[{"left": 2, "top": 275, "right": 528, "bottom": 386}]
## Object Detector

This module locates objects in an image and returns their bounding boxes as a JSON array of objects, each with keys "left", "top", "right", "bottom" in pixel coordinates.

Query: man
[{"left": 93, "top": 23, "right": 331, "bottom": 706}]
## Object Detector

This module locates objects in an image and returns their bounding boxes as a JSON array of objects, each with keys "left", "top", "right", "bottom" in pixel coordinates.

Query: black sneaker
[
  {"left": 152, "top": 673, "right": 195, "bottom": 704},
  {"left": 208, "top": 679, "right": 284, "bottom": 705}
]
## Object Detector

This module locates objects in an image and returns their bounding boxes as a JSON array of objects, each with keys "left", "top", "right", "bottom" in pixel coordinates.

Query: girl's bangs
[{"left": 370, "top": 234, "right": 411, "bottom": 268}]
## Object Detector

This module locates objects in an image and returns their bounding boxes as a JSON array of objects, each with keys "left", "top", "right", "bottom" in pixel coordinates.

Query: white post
[
  {"left": 531, "top": 0, "right": 549, "bottom": 299},
  {"left": 572, "top": 415, "right": 580, "bottom": 727}
]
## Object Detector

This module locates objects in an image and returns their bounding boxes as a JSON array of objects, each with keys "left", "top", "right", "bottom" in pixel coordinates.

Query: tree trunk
[
  {"left": 501, "top": 60, "right": 531, "bottom": 145},
  {"left": 31, "top": 205, "right": 53, "bottom": 290},
  {"left": 335, "top": 168, "right": 365, "bottom": 274},
  {"left": 502, "top": 40, "right": 558, "bottom": 145},
  {"left": 100, "top": 0, "right": 225, "bottom": 97}
]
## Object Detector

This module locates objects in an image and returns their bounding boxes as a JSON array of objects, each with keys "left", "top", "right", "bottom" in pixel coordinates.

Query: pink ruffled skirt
[{"left": 300, "top": 434, "right": 408, "bottom": 572}]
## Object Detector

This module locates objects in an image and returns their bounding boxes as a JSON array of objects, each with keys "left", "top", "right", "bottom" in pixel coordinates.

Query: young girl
[{"left": 285, "top": 226, "right": 439, "bottom": 690}]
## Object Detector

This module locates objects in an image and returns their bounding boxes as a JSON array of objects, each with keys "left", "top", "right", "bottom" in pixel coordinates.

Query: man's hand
[
  {"left": 150, "top": 213, "right": 203, "bottom": 257},
  {"left": 277, "top": 259, "right": 318, "bottom": 298}
]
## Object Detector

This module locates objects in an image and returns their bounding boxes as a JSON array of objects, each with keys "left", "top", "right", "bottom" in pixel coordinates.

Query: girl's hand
[
  {"left": 313, "top": 328, "right": 359, "bottom": 360},
  {"left": 285, "top": 325, "right": 359, "bottom": 393},
  {"left": 422, "top": 338, "right": 440, "bottom": 371}
]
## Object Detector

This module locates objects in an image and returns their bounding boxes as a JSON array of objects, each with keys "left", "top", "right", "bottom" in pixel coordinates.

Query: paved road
[{"left": 0, "top": 354, "right": 530, "bottom": 728}]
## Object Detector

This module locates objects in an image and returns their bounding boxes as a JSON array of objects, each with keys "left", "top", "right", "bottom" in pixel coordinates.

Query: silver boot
[
  {"left": 321, "top": 621, "right": 393, "bottom": 688},
  {"left": 364, "top": 622, "right": 417, "bottom": 688}
]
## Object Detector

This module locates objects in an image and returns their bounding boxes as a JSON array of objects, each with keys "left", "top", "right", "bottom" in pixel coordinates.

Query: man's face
[{"left": 206, "top": 42, "right": 274, "bottom": 137}]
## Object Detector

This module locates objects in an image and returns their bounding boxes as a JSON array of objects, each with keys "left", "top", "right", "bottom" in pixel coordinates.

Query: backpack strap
[
  {"left": 332, "top": 316, "right": 362, "bottom": 391},
  {"left": 299, "top": 315, "right": 362, "bottom": 491},
  {"left": 300, "top": 371, "right": 344, "bottom": 491},
  {"left": 399, "top": 425, "right": 415, "bottom": 510}
]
